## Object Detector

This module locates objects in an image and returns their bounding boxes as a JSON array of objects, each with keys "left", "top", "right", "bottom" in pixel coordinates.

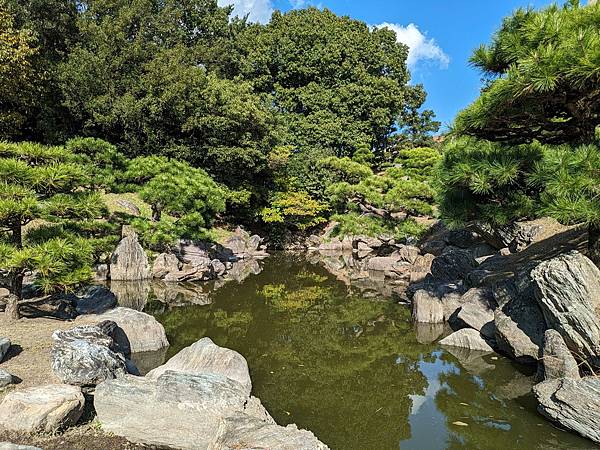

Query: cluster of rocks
[
  {"left": 0, "top": 337, "right": 14, "bottom": 390},
  {"left": 405, "top": 219, "right": 600, "bottom": 444},
  {"left": 0, "top": 304, "right": 327, "bottom": 448},
  {"left": 99, "top": 226, "right": 268, "bottom": 286}
]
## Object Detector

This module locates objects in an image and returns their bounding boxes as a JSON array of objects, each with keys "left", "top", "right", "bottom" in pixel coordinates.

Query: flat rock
[
  {"left": 152, "top": 253, "right": 181, "bottom": 279},
  {"left": 110, "top": 228, "right": 151, "bottom": 281},
  {"left": 147, "top": 337, "right": 251, "bottom": 396},
  {"left": 210, "top": 413, "right": 329, "bottom": 450},
  {"left": 412, "top": 290, "right": 444, "bottom": 324},
  {"left": 0, "top": 384, "right": 84, "bottom": 433},
  {"left": 537, "top": 329, "right": 580, "bottom": 381},
  {"left": 51, "top": 325, "right": 127, "bottom": 386},
  {"left": 534, "top": 377, "right": 600, "bottom": 444},
  {"left": 439, "top": 329, "right": 493, "bottom": 352},
  {"left": 79, "top": 307, "right": 169, "bottom": 354},
  {"left": 0, "top": 444, "right": 42, "bottom": 450},
  {"left": 95, "top": 372, "right": 252, "bottom": 449},
  {"left": 532, "top": 251, "right": 600, "bottom": 366},
  {"left": 0, "top": 369, "right": 13, "bottom": 389},
  {"left": 0, "top": 337, "right": 10, "bottom": 362},
  {"left": 75, "top": 285, "right": 117, "bottom": 315}
]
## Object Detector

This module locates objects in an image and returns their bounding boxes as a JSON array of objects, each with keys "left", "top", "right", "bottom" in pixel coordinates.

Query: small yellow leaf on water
[
  {"left": 491, "top": 356, "right": 498, "bottom": 360},
  {"left": 452, "top": 421, "right": 469, "bottom": 427},
  {"left": 460, "top": 403, "right": 469, "bottom": 406}
]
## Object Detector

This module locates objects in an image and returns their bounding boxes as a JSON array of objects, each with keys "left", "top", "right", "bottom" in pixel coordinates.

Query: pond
[{"left": 114, "top": 254, "right": 593, "bottom": 450}]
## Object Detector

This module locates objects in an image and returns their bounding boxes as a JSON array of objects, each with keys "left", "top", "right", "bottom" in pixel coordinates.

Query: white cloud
[
  {"left": 217, "top": 0, "right": 274, "bottom": 24},
  {"left": 376, "top": 22, "right": 449, "bottom": 69}
]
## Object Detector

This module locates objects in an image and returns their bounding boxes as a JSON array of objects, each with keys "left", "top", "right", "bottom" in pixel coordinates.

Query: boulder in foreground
[
  {"left": 439, "top": 329, "right": 493, "bottom": 352},
  {"left": 0, "top": 384, "right": 84, "bottom": 433},
  {"left": 534, "top": 377, "right": 600, "bottom": 444},
  {"left": 537, "top": 329, "right": 580, "bottom": 381}
]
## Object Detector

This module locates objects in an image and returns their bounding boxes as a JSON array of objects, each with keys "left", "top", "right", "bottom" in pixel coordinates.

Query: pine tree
[{"left": 0, "top": 141, "right": 106, "bottom": 320}]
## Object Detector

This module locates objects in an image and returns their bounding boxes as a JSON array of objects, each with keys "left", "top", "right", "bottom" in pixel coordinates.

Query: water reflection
[{"left": 107, "top": 254, "right": 592, "bottom": 450}]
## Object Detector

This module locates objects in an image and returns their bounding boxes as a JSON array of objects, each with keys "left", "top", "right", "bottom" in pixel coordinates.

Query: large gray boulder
[
  {"left": 454, "top": 288, "right": 496, "bottom": 339},
  {"left": 0, "top": 369, "right": 13, "bottom": 389},
  {"left": 439, "top": 329, "right": 493, "bottom": 352},
  {"left": 430, "top": 248, "right": 478, "bottom": 282},
  {"left": 75, "top": 285, "right": 117, "bottom": 315},
  {"left": 532, "top": 251, "right": 600, "bottom": 366},
  {"left": 537, "top": 329, "right": 580, "bottom": 381},
  {"left": 146, "top": 337, "right": 251, "bottom": 395},
  {"left": 210, "top": 413, "right": 329, "bottom": 450},
  {"left": 0, "top": 384, "right": 84, "bottom": 433},
  {"left": 534, "top": 377, "right": 600, "bottom": 444},
  {"left": 110, "top": 227, "right": 151, "bottom": 281},
  {"left": 412, "top": 290, "right": 444, "bottom": 324},
  {"left": 78, "top": 307, "right": 169, "bottom": 354},
  {"left": 51, "top": 325, "right": 127, "bottom": 386},
  {"left": 152, "top": 253, "right": 181, "bottom": 279},
  {"left": 0, "top": 337, "right": 10, "bottom": 362}
]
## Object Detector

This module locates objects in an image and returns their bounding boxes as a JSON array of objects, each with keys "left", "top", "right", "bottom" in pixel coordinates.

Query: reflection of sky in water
[{"left": 400, "top": 351, "right": 459, "bottom": 450}]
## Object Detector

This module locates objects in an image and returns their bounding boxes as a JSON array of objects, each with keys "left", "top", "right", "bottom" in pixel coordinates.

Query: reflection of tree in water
[{"left": 151, "top": 255, "right": 430, "bottom": 450}]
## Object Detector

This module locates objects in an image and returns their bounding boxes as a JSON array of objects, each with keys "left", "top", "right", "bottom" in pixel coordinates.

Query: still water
[{"left": 118, "top": 254, "right": 594, "bottom": 450}]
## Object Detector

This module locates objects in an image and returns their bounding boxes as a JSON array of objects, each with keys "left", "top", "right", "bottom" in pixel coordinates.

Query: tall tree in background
[{"left": 442, "top": 0, "right": 600, "bottom": 262}]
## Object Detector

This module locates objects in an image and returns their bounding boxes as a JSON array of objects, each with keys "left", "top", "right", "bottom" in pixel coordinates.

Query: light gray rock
[
  {"left": 51, "top": 325, "right": 127, "bottom": 386},
  {"left": 95, "top": 372, "right": 250, "bottom": 449},
  {"left": 75, "top": 285, "right": 117, "bottom": 315},
  {"left": 110, "top": 228, "right": 151, "bottom": 281},
  {"left": 430, "top": 248, "right": 478, "bottom": 282},
  {"left": 147, "top": 337, "right": 251, "bottom": 396},
  {"left": 367, "top": 256, "right": 402, "bottom": 272},
  {"left": 78, "top": 307, "right": 169, "bottom": 354},
  {"left": 0, "top": 369, "right": 13, "bottom": 389},
  {"left": 152, "top": 253, "right": 181, "bottom": 279},
  {"left": 439, "top": 329, "right": 493, "bottom": 352},
  {"left": 474, "top": 220, "right": 543, "bottom": 251},
  {"left": 0, "top": 337, "right": 10, "bottom": 362},
  {"left": 92, "top": 263, "right": 110, "bottom": 282},
  {"left": 394, "top": 245, "right": 421, "bottom": 264},
  {"left": 115, "top": 199, "right": 141, "bottom": 216},
  {"left": 211, "top": 259, "right": 226, "bottom": 276},
  {"left": 532, "top": 251, "right": 600, "bottom": 366},
  {"left": 537, "top": 329, "right": 580, "bottom": 381},
  {"left": 534, "top": 377, "right": 600, "bottom": 444},
  {"left": 211, "top": 413, "right": 329, "bottom": 450},
  {"left": 0, "top": 384, "right": 84, "bottom": 433},
  {"left": 412, "top": 290, "right": 444, "bottom": 324},
  {"left": 455, "top": 288, "right": 496, "bottom": 339},
  {"left": 0, "top": 443, "right": 42, "bottom": 450}
]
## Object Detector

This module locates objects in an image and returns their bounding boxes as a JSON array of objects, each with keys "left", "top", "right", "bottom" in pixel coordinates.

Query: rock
[
  {"left": 92, "top": 263, "right": 110, "bottom": 282},
  {"left": 51, "top": 325, "right": 128, "bottom": 386},
  {"left": 412, "top": 290, "right": 444, "bottom": 324},
  {"left": 306, "top": 235, "right": 322, "bottom": 248},
  {"left": 454, "top": 288, "right": 496, "bottom": 338},
  {"left": 494, "top": 293, "right": 546, "bottom": 364},
  {"left": 75, "top": 285, "right": 117, "bottom": 315},
  {"left": 445, "top": 229, "right": 481, "bottom": 249},
  {"left": 367, "top": 256, "right": 402, "bottom": 272},
  {"left": 439, "top": 329, "right": 493, "bottom": 352},
  {"left": 227, "top": 259, "right": 262, "bottom": 283},
  {"left": 353, "top": 236, "right": 383, "bottom": 250},
  {"left": 430, "top": 248, "right": 478, "bottom": 282},
  {"left": 110, "top": 228, "right": 151, "bottom": 281},
  {"left": 211, "top": 413, "right": 329, "bottom": 450},
  {"left": 420, "top": 239, "right": 447, "bottom": 257},
  {"left": 151, "top": 253, "right": 181, "bottom": 279},
  {"left": 222, "top": 227, "right": 267, "bottom": 259},
  {"left": 537, "top": 330, "right": 580, "bottom": 381},
  {"left": 0, "top": 337, "right": 10, "bottom": 362},
  {"left": 0, "top": 443, "right": 42, "bottom": 450},
  {"left": 211, "top": 259, "right": 226, "bottom": 277},
  {"left": 95, "top": 372, "right": 251, "bottom": 449},
  {"left": 394, "top": 245, "right": 421, "bottom": 264},
  {"left": 0, "top": 288, "right": 9, "bottom": 298},
  {"left": 412, "top": 253, "right": 435, "bottom": 272},
  {"left": 534, "top": 377, "right": 600, "bottom": 444},
  {"left": 474, "top": 220, "right": 544, "bottom": 251},
  {"left": 0, "top": 369, "right": 13, "bottom": 389},
  {"left": 78, "top": 307, "right": 168, "bottom": 354},
  {"left": 444, "top": 345, "right": 496, "bottom": 375},
  {"left": 0, "top": 384, "right": 84, "bottom": 433},
  {"left": 531, "top": 251, "right": 600, "bottom": 366},
  {"left": 147, "top": 337, "right": 251, "bottom": 396}
]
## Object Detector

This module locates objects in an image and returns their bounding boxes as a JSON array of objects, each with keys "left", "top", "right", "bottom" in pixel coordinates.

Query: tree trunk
[
  {"left": 5, "top": 273, "right": 23, "bottom": 321},
  {"left": 12, "top": 223, "right": 22, "bottom": 248},
  {"left": 589, "top": 223, "right": 600, "bottom": 267}
]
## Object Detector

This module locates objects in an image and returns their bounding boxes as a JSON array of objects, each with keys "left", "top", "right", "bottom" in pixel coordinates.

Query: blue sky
[{"left": 219, "top": 0, "right": 557, "bottom": 130}]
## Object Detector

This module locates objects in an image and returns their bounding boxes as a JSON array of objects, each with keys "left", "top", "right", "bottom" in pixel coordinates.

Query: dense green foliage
[
  {"left": 455, "top": 1, "right": 600, "bottom": 144},
  {"left": 0, "top": 141, "right": 107, "bottom": 318},
  {"left": 440, "top": 1, "right": 600, "bottom": 262}
]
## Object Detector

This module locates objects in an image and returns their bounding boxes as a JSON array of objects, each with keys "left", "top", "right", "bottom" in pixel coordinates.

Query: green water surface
[{"left": 137, "top": 254, "right": 593, "bottom": 450}]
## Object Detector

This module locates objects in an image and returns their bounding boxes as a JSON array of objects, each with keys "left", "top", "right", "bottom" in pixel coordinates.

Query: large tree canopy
[{"left": 455, "top": 1, "right": 600, "bottom": 144}]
